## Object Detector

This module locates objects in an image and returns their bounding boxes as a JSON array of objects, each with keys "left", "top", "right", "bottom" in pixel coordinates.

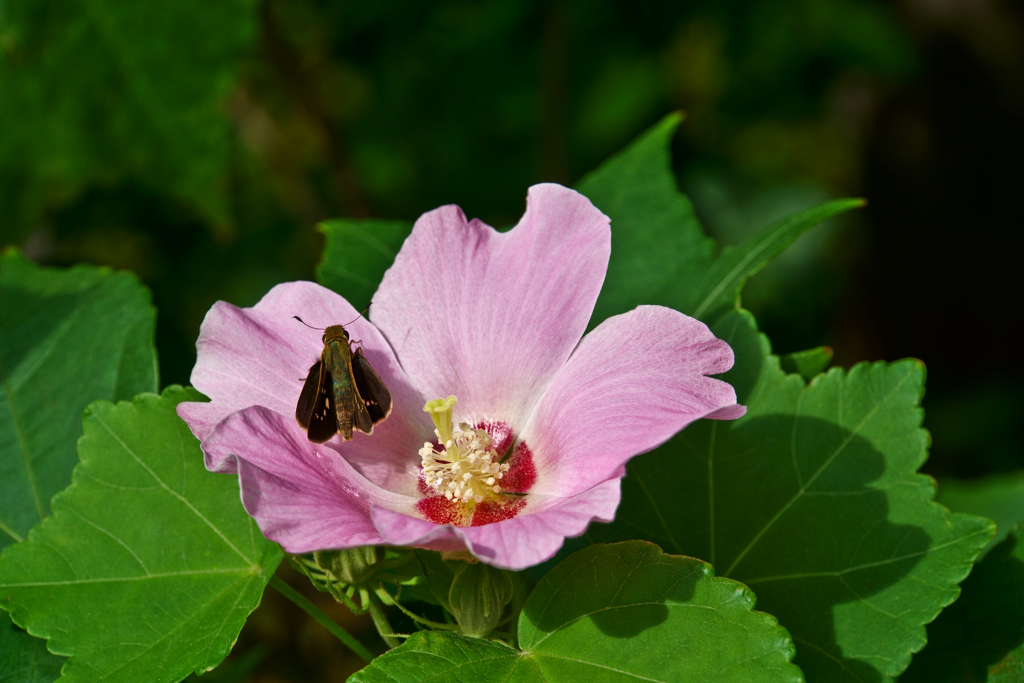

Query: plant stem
[
  {"left": 269, "top": 576, "right": 374, "bottom": 662},
  {"left": 376, "top": 584, "right": 459, "bottom": 631},
  {"left": 365, "top": 589, "right": 401, "bottom": 649},
  {"left": 329, "top": 582, "right": 366, "bottom": 614}
]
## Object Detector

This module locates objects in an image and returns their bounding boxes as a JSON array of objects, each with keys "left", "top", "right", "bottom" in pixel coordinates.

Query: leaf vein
[
  {"left": 1, "top": 567, "right": 251, "bottom": 588},
  {"left": 723, "top": 369, "right": 914, "bottom": 577},
  {"left": 67, "top": 508, "right": 150, "bottom": 575},
  {"left": 532, "top": 653, "right": 669, "bottom": 682},
  {"left": 91, "top": 411, "right": 255, "bottom": 567}
]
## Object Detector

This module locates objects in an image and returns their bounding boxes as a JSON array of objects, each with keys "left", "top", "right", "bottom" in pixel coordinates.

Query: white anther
[{"left": 419, "top": 419, "right": 508, "bottom": 504}]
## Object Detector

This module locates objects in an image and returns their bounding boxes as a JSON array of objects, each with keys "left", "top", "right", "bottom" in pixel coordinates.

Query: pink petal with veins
[{"left": 371, "top": 183, "right": 610, "bottom": 429}]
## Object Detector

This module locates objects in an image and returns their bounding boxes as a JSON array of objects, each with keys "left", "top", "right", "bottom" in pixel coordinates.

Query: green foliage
[
  {"left": 0, "top": 250, "right": 157, "bottom": 551},
  {"left": 591, "top": 309, "right": 994, "bottom": 681},
  {"left": 518, "top": 542, "right": 801, "bottom": 681},
  {"left": 0, "top": 0, "right": 256, "bottom": 240},
  {"left": 350, "top": 634, "right": 532, "bottom": 683},
  {"left": 780, "top": 346, "right": 834, "bottom": 381},
  {"left": 0, "top": 619, "right": 63, "bottom": 683},
  {"left": 353, "top": 542, "right": 802, "bottom": 682},
  {"left": 0, "top": 387, "right": 283, "bottom": 683},
  {"left": 901, "top": 525, "right": 1024, "bottom": 682},
  {"left": 0, "top": 251, "right": 158, "bottom": 682},
  {"left": 576, "top": 114, "right": 863, "bottom": 325},
  {"left": 937, "top": 472, "right": 1024, "bottom": 559},
  {"left": 316, "top": 219, "right": 412, "bottom": 311},
  {"left": 252, "top": 0, "right": 914, "bottom": 218}
]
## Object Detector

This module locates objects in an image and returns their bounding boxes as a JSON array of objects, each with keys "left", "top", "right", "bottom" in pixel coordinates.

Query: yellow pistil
[
  {"left": 423, "top": 396, "right": 458, "bottom": 445},
  {"left": 420, "top": 396, "right": 510, "bottom": 503}
]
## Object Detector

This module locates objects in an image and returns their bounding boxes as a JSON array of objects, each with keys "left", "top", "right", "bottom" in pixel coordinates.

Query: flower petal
[
  {"left": 371, "top": 183, "right": 610, "bottom": 428},
  {"left": 176, "top": 280, "right": 430, "bottom": 491},
  {"left": 370, "top": 476, "right": 621, "bottom": 570},
  {"left": 370, "top": 507, "right": 468, "bottom": 553},
  {"left": 458, "top": 477, "right": 622, "bottom": 570},
  {"left": 236, "top": 463, "right": 385, "bottom": 551},
  {"left": 523, "top": 305, "right": 743, "bottom": 498},
  {"left": 202, "top": 406, "right": 417, "bottom": 553},
  {"left": 706, "top": 403, "right": 748, "bottom": 420}
]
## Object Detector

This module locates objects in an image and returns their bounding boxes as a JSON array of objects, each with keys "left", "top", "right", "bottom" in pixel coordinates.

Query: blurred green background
[{"left": 2, "top": 0, "right": 1022, "bottom": 679}]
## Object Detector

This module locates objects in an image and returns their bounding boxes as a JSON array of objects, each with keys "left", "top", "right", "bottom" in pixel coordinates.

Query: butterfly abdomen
[{"left": 324, "top": 340, "right": 356, "bottom": 439}]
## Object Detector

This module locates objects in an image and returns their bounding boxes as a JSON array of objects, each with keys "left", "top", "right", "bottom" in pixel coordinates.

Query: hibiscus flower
[{"left": 177, "top": 183, "right": 744, "bottom": 570}]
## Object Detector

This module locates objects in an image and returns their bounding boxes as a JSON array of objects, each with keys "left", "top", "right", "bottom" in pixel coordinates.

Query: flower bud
[
  {"left": 313, "top": 546, "right": 386, "bottom": 584},
  {"left": 448, "top": 561, "right": 514, "bottom": 638}
]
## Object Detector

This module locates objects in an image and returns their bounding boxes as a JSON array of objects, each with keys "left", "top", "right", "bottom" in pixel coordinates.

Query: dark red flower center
[{"left": 416, "top": 419, "right": 536, "bottom": 527}]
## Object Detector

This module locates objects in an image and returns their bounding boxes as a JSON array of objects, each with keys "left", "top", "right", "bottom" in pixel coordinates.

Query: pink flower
[{"left": 177, "top": 184, "right": 744, "bottom": 570}]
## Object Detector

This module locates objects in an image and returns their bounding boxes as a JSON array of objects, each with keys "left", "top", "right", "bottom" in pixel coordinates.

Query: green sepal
[
  {"left": 448, "top": 562, "right": 514, "bottom": 638},
  {"left": 314, "top": 546, "right": 386, "bottom": 585}
]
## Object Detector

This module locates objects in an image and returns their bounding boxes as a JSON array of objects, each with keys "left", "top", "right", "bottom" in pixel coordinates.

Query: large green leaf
[
  {"left": 592, "top": 309, "right": 994, "bottom": 682},
  {"left": 315, "top": 218, "right": 412, "bottom": 311},
  {"left": 936, "top": 472, "right": 1024, "bottom": 559},
  {"left": 0, "top": 0, "right": 255, "bottom": 238},
  {"left": 0, "top": 250, "right": 157, "bottom": 551},
  {"left": 0, "top": 618, "right": 63, "bottom": 683},
  {"left": 900, "top": 524, "right": 1024, "bottom": 682},
  {"left": 0, "top": 386, "right": 283, "bottom": 683},
  {"left": 352, "top": 542, "right": 803, "bottom": 683},
  {"left": 575, "top": 114, "right": 863, "bottom": 325}
]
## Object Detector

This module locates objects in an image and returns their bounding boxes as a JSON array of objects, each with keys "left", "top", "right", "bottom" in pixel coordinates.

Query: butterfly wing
[
  {"left": 351, "top": 348, "right": 393, "bottom": 433},
  {"left": 351, "top": 389, "right": 375, "bottom": 436},
  {"left": 295, "top": 360, "right": 322, "bottom": 428},
  {"left": 296, "top": 360, "right": 339, "bottom": 443}
]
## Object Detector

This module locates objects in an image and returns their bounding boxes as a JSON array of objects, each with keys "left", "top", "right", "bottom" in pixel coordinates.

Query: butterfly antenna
[
  {"left": 342, "top": 302, "right": 373, "bottom": 327},
  {"left": 293, "top": 316, "right": 325, "bottom": 330}
]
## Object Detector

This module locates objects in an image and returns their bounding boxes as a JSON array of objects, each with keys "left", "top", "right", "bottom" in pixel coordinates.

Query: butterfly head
[{"left": 322, "top": 325, "right": 350, "bottom": 345}]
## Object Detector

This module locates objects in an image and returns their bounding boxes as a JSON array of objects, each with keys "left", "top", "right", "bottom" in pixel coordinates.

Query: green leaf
[
  {"left": 575, "top": 113, "right": 863, "bottom": 324},
  {"left": 592, "top": 309, "right": 995, "bottom": 682},
  {"left": 182, "top": 646, "right": 267, "bottom": 683},
  {"left": 0, "top": 250, "right": 158, "bottom": 551},
  {"left": 518, "top": 542, "right": 801, "bottom": 681},
  {"left": 900, "top": 524, "right": 1024, "bottom": 683},
  {"left": 0, "top": 0, "right": 256, "bottom": 238},
  {"left": 0, "top": 386, "right": 283, "bottom": 683},
  {"left": 316, "top": 218, "right": 413, "bottom": 311},
  {"left": 0, "top": 617, "right": 63, "bottom": 683},
  {"left": 936, "top": 472, "right": 1024, "bottom": 559},
  {"left": 350, "top": 633, "right": 534, "bottom": 683},
  {"left": 779, "top": 346, "right": 834, "bottom": 382},
  {"left": 353, "top": 542, "right": 803, "bottom": 683}
]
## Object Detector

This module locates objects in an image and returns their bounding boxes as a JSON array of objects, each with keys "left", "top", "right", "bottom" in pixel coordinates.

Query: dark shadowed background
[{"left": 1, "top": 0, "right": 1021, "bottom": 678}]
